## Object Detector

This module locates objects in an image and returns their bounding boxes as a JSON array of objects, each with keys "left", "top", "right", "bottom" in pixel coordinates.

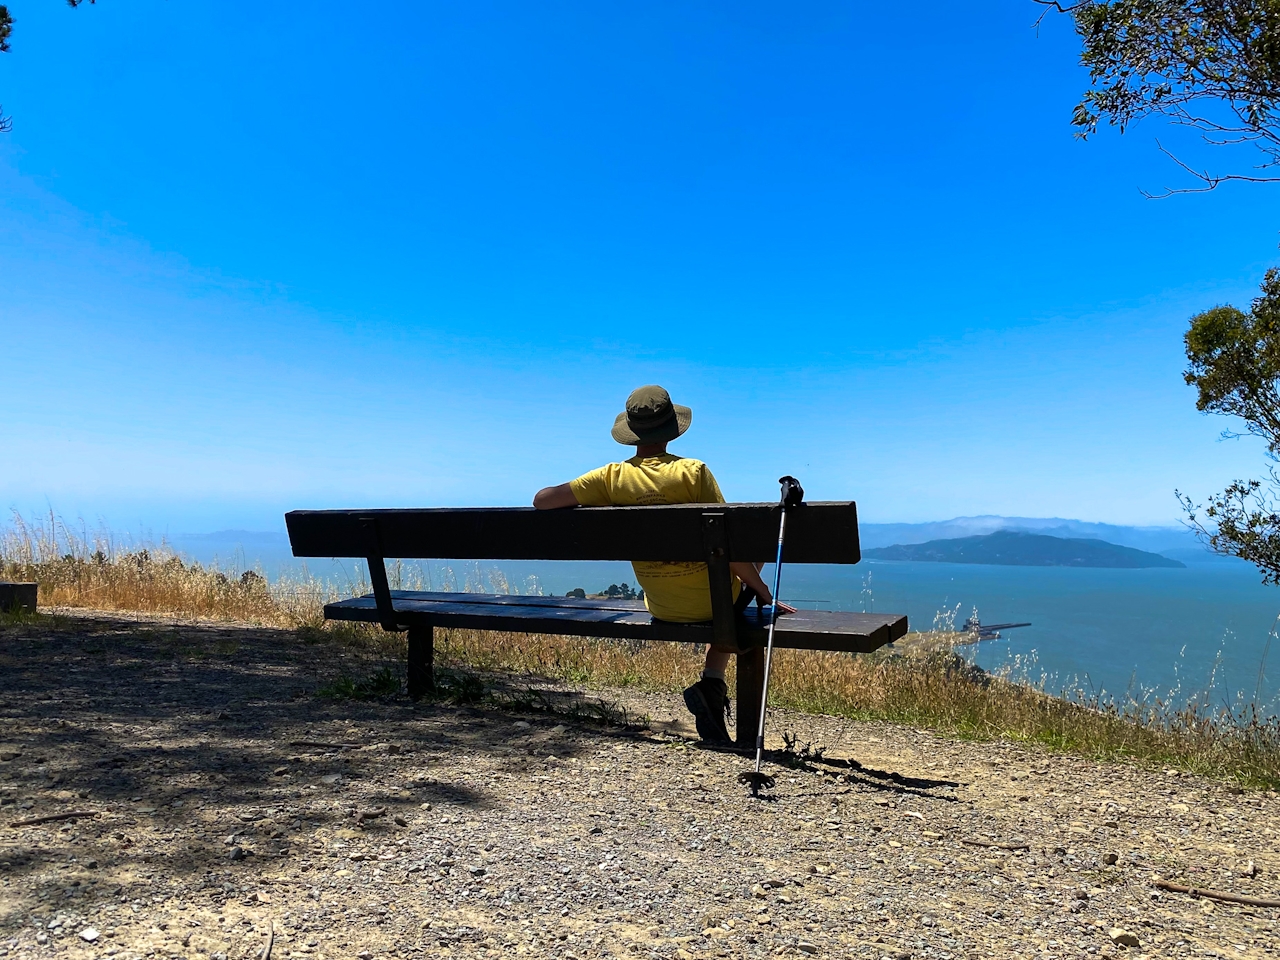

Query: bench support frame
[
  {"left": 337, "top": 510, "right": 872, "bottom": 746},
  {"left": 407, "top": 623, "right": 435, "bottom": 700},
  {"left": 735, "top": 645, "right": 765, "bottom": 747}
]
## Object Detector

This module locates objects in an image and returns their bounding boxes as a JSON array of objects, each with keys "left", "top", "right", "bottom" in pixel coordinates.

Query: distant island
[{"left": 863, "top": 530, "right": 1186, "bottom": 568}]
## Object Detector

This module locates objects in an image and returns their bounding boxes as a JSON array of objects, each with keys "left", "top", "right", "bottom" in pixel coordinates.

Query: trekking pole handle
[{"left": 779, "top": 475, "right": 804, "bottom": 508}]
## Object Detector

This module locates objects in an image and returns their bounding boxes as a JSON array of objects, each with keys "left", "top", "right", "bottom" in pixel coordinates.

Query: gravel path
[{"left": 0, "top": 611, "right": 1277, "bottom": 960}]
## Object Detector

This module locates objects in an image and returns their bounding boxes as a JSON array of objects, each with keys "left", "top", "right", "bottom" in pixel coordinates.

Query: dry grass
[
  {"left": 0, "top": 511, "right": 328, "bottom": 626},
  {"left": 433, "top": 626, "right": 1280, "bottom": 787},
  {"left": 3, "top": 511, "right": 1277, "bottom": 787}
]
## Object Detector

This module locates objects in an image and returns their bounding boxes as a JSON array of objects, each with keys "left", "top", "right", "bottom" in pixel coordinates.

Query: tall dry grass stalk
[
  {"left": 3, "top": 511, "right": 1277, "bottom": 786},
  {"left": 0, "top": 511, "right": 328, "bottom": 625}
]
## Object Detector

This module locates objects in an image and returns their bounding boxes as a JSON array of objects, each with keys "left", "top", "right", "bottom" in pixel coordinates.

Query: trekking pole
[{"left": 738, "top": 475, "right": 804, "bottom": 798}]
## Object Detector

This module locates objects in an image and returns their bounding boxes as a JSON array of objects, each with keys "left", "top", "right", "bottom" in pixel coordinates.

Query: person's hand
[{"left": 758, "top": 598, "right": 796, "bottom": 616}]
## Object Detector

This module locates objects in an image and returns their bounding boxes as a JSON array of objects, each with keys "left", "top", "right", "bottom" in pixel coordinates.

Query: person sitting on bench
[{"left": 533, "top": 384, "right": 792, "bottom": 744}]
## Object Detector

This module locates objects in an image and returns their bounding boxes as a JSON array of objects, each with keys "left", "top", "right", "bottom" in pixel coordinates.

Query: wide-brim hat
[{"left": 611, "top": 384, "right": 693, "bottom": 445}]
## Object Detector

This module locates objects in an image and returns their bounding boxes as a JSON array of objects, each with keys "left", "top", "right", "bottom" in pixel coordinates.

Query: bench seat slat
[
  {"left": 390, "top": 590, "right": 649, "bottom": 613},
  {"left": 325, "top": 591, "right": 907, "bottom": 654}
]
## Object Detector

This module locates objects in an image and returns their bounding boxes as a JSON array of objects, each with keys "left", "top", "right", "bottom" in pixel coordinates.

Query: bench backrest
[
  {"left": 285, "top": 502, "right": 860, "bottom": 564},
  {"left": 285, "top": 502, "right": 861, "bottom": 643}
]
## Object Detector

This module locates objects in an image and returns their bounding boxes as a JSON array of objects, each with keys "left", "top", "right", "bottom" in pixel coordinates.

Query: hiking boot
[{"left": 682, "top": 676, "right": 732, "bottom": 744}]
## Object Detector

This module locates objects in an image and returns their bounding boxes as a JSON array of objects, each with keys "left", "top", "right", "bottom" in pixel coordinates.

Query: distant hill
[
  {"left": 858, "top": 516, "right": 1197, "bottom": 553},
  {"left": 863, "top": 530, "right": 1186, "bottom": 568}
]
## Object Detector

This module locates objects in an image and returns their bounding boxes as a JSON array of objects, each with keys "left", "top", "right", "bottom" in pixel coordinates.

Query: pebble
[
  {"left": 79, "top": 928, "right": 99, "bottom": 942},
  {"left": 1109, "top": 928, "right": 1140, "bottom": 948}
]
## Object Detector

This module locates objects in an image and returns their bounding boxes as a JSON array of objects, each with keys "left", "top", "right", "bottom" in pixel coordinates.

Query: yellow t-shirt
[{"left": 569, "top": 453, "right": 738, "bottom": 623}]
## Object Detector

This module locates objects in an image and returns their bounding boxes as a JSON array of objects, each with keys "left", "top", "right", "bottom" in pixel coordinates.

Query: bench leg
[
  {"left": 407, "top": 624, "right": 435, "bottom": 700},
  {"left": 735, "top": 646, "right": 765, "bottom": 747}
]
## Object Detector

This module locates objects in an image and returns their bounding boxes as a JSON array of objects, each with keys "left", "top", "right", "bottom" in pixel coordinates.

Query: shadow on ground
[{"left": 0, "top": 611, "right": 630, "bottom": 921}]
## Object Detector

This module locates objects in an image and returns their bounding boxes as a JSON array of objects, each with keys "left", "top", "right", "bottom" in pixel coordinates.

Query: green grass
[{"left": 316, "top": 666, "right": 402, "bottom": 701}]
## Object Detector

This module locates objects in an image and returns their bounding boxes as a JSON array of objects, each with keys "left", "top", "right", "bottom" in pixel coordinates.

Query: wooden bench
[{"left": 285, "top": 502, "right": 908, "bottom": 743}]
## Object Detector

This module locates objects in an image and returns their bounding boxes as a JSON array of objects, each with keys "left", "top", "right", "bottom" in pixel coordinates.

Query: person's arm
[
  {"left": 730, "top": 561, "right": 796, "bottom": 614},
  {"left": 701, "top": 464, "right": 795, "bottom": 613},
  {"left": 533, "top": 483, "right": 579, "bottom": 510}
]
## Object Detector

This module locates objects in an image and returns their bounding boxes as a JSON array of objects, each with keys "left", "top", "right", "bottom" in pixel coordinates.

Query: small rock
[
  {"left": 1103, "top": 852, "right": 1118, "bottom": 865},
  {"left": 320, "top": 774, "right": 342, "bottom": 785},
  {"left": 550, "top": 725, "right": 567, "bottom": 735},
  {"left": 750, "top": 884, "right": 766, "bottom": 898},
  {"left": 35, "top": 933, "right": 47, "bottom": 945},
  {"left": 589, "top": 826, "right": 603, "bottom": 835},
  {"left": 85, "top": 859, "right": 99, "bottom": 869},
  {"left": 386, "top": 743, "right": 401, "bottom": 754},
  {"left": 1241, "top": 859, "right": 1258, "bottom": 877},
  {"left": 393, "top": 815, "right": 407, "bottom": 827},
  {"left": 79, "top": 928, "right": 99, "bottom": 943},
  {"left": 227, "top": 846, "right": 246, "bottom": 861},
  {"left": 469, "top": 866, "right": 487, "bottom": 877},
  {"left": 1109, "top": 929, "right": 1139, "bottom": 948},
  {"left": 798, "top": 944, "right": 819, "bottom": 955},
  {"left": 512, "top": 721, "right": 530, "bottom": 729}
]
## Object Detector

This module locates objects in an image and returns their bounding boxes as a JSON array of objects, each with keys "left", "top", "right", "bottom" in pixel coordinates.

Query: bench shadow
[{"left": 0, "top": 612, "right": 645, "bottom": 908}]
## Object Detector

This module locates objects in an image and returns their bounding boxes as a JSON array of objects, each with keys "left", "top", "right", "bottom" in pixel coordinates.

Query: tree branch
[
  {"left": 1140, "top": 139, "right": 1280, "bottom": 197},
  {"left": 1031, "top": 0, "right": 1090, "bottom": 31}
]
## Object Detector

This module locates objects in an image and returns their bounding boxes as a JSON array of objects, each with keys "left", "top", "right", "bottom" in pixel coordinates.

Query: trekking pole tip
[{"left": 737, "top": 770, "right": 775, "bottom": 797}]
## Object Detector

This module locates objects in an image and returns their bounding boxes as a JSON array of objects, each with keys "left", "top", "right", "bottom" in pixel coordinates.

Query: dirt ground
[{"left": 0, "top": 610, "right": 1277, "bottom": 960}]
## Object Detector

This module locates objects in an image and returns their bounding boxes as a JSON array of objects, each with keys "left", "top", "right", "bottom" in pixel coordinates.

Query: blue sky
[{"left": 2, "top": 0, "right": 1279, "bottom": 534}]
